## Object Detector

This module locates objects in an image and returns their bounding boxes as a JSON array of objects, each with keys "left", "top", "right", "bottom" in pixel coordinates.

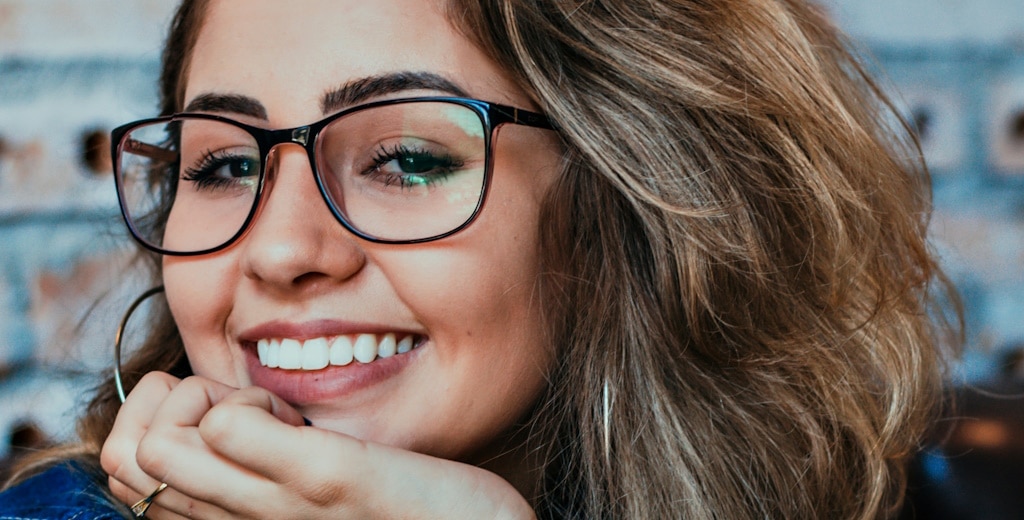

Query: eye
[
  {"left": 182, "top": 151, "right": 260, "bottom": 190},
  {"left": 389, "top": 151, "right": 453, "bottom": 175},
  {"left": 366, "top": 144, "right": 462, "bottom": 187}
]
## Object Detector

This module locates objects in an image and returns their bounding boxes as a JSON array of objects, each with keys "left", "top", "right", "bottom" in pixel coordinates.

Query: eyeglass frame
[{"left": 110, "top": 96, "right": 555, "bottom": 256}]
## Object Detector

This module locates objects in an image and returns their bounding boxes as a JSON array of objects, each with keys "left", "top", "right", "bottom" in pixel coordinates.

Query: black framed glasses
[{"left": 110, "top": 96, "right": 554, "bottom": 256}]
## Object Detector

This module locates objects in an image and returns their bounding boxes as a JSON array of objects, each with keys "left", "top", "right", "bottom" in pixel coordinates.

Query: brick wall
[
  {"left": 0, "top": 0, "right": 178, "bottom": 466},
  {"left": 1, "top": 0, "right": 1022, "bottom": 463},
  {"left": 823, "top": 0, "right": 1024, "bottom": 379}
]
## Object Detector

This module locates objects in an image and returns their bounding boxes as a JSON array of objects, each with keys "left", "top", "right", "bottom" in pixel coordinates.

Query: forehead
[{"left": 185, "top": 0, "right": 521, "bottom": 122}]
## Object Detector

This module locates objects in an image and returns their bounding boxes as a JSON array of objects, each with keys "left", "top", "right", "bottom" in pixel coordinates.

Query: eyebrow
[
  {"left": 184, "top": 93, "right": 268, "bottom": 119},
  {"left": 320, "top": 71, "right": 470, "bottom": 114},
  {"left": 183, "top": 71, "right": 471, "bottom": 120}
]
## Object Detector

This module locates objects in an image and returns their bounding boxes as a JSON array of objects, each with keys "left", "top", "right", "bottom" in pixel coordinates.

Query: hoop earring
[{"left": 114, "top": 286, "right": 165, "bottom": 404}]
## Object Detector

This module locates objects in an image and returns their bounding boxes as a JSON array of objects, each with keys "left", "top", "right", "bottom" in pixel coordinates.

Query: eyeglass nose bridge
[
  {"left": 255, "top": 125, "right": 366, "bottom": 244},
  {"left": 261, "top": 124, "right": 318, "bottom": 184},
  {"left": 291, "top": 126, "right": 310, "bottom": 146},
  {"left": 259, "top": 124, "right": 316, "bottom": 175},
  {"left": 257, "top": 125, "right": 334, "bottom": 221}
]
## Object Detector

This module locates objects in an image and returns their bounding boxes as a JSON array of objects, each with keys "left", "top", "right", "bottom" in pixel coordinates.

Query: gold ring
[{"left": 131, "top": 482, "right": 168, "bottom": 518}]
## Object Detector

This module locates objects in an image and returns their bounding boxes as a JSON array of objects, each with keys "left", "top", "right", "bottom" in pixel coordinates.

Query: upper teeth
[{"left": 256, "top": 333, "right": 416, "bottom": 370}]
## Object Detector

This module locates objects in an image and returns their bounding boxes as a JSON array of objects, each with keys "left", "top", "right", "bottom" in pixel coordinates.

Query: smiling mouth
[{"left": 256, "top": 333, "right": 423, "bottom": 371}]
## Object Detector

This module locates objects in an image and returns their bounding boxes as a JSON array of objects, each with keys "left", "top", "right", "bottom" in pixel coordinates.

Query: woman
[{"left": 0, "top": 0, "right": 956, "bottom": 518}]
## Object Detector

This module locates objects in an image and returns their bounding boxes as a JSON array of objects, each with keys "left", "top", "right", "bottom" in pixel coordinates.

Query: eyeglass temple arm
[
  {"left": 123, "top": 139, "right": 177, "bottom": 163},
  {"left": 492, "top": 104, "right": 556, "bottom": 130}
]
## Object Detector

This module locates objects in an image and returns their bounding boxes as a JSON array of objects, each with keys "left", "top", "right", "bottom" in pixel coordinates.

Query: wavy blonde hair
[
  {"left": 449, "top": 0, "right": 958, "bottom": 517},
  {"left": 9, "top": 1, "right": 957, "bottom": 518}
]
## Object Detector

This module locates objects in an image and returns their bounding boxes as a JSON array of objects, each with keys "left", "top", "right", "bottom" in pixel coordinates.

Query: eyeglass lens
[{"left": 115, "top": 101, "right": 489, "bottom": 253}]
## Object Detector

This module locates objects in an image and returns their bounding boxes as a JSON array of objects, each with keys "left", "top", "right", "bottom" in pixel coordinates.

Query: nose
[{"left": 238, "top": 144, "right": 366, "bottom": 291}]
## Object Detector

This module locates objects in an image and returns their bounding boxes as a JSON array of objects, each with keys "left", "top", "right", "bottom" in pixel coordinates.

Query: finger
[
  {"left": 101, "top": 372, "right": 181, "bottom": 504},
  {"left": 108, "top": 477, "right": 231, "bottom": 520},
  {"left": 194, "top": 389, "right": 373, "bottom": 514},
  {"left": 220, "top": 385, "right": 306, "bottom": 427},
  {"left": 196, "top": 389, "right": 537, "bottom": 519},
  {"left": 198, "top": 395, "right": 462, "bottom": 513},
  {"left": 196, "top": 386, "right": 315, "bottom": 479},
  {"left": 103, "top": 374, "right": 236, "bottom": 518},
  {"left": 132, "top": 376, "right": 237, "bottom": 484},
  {"left": 133, "top": 377, "right": 284, "bottom": 517},
  {"left": 197, "top": 392, "right": 466, "bottom": 510},
  {"left": 205, "top": 411, "right": 534, "bottom": 520},
  {"left": 133, "top": 432, "right": 273, "bottom": 518},
  {"left": 146, "top": 375, "right": 239, "bottom": 431}
]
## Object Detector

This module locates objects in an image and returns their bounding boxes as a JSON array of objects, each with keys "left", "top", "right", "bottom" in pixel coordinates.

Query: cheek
[
  {"left": 376, "top": 237, "right": 552, "bottom": 458},
  {"left": 162, "top": 255, "right": 243, "bottom": 383},
  {"left": 378, "top": 154, "right": 555, "bottom": 436},
  {"left": 386, "top": 234, "right": 542, "bottom": 347},
  {"left": 385, "top": 160, "right": 549, "bottom": 349}
]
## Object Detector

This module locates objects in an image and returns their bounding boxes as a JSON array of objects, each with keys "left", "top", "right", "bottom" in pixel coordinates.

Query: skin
[{"left": 100, "top": 0, "right": 562, "bottom": 517}]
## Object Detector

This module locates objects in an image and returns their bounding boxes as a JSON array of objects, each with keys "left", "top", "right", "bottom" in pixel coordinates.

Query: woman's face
[{"left": 164, "top": 0, "right": 561, "bottom": 464}]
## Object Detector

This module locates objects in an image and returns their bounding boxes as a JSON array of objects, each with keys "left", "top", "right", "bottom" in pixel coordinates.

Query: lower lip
[{"left": 244, "top": 344, "right": 422, "bottom": 405}]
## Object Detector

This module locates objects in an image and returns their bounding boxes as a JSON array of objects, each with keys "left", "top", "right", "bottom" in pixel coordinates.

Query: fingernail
[{"left": 303, "top": 416, "right": 313, "bottom": 426}]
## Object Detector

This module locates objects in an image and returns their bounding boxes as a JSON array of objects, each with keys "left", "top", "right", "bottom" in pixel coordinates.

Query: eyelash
[
  {"left": 365, "top": 144, "right": 462, "bottom": 187},
  {"left": 181, "top": 150, "right": 258, "bottom": 189}
]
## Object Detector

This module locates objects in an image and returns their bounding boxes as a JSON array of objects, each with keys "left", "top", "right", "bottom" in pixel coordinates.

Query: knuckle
[
  {"left": 303, "top": 480, "right": 347, "bottom": 509},
  {"left": 135, "top": 431, "right": 173, "bottom": 479},
  {"left": 124, "top": 371, "right": 179, "bottom": 405},
  {"left": 99, "top": 438, "right": 125, "bottom": 477},
  {"left": 236, "top": 385, "right": 271, "bottom": 402},
  {"left": 176, "top": 375, "right": 210, "bottom": 397},
  {"left": 176, "top": 375, "right": 225, "bottom": 409},
  {"left": 198, "top": 402, "right": 235, "bottom": 444},
  {"left": 106, "top": 475, "right": 132, "bottom": 503},
  {"left": 302, "top": 437, "right": 368, "bottom": 504},
  {"left": 135, "top": 371, "right": 177, "bottom": 393}
]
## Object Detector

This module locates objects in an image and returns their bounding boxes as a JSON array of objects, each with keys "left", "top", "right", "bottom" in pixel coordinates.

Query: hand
[{"left": 101, "top": 372, "right": 536, "bottom": 519}]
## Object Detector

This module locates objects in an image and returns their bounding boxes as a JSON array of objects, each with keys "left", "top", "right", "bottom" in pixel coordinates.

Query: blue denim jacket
[{"left": 0, "top": 461, "right": 125, "bottom": 520}]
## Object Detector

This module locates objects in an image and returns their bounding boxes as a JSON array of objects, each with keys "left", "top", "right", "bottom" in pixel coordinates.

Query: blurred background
[
  {"left": 2, "top": 0, "right": 1024, "bottom": 515},
  {"left": 0, "top": 0, "right": 179, "bottom": 471}
]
